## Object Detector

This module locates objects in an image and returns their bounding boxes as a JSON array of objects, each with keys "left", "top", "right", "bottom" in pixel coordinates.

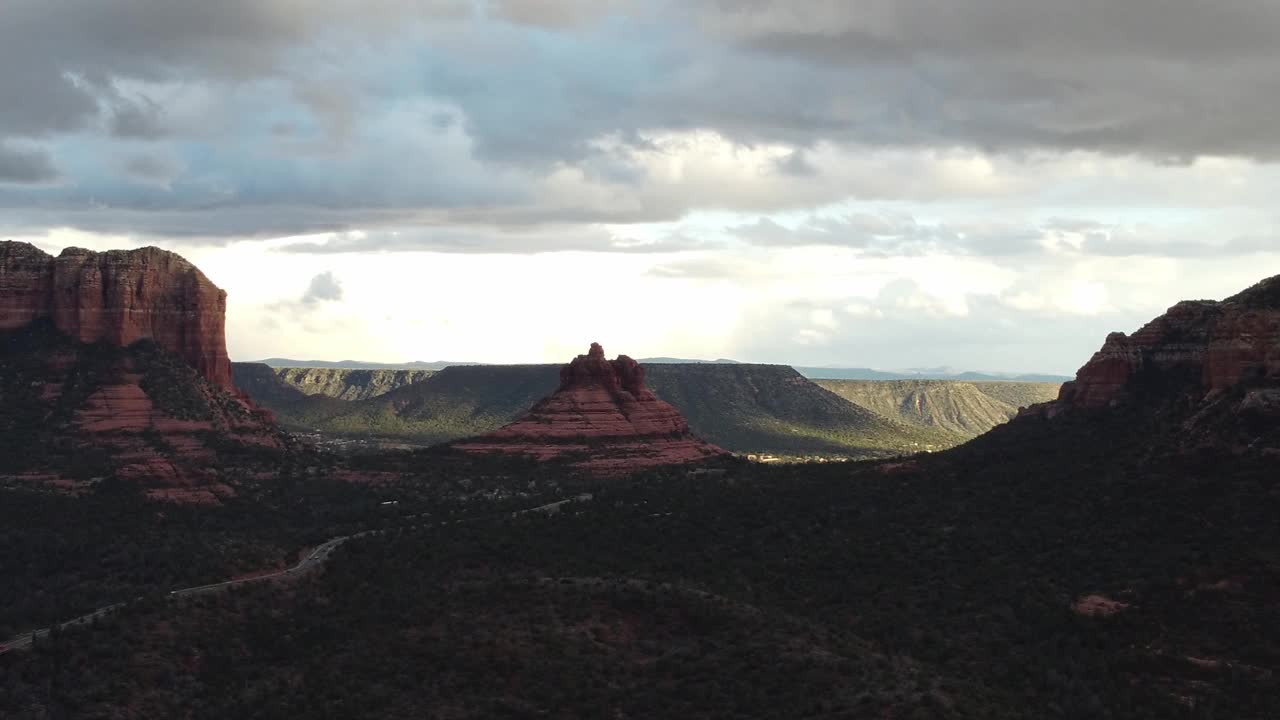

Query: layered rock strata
[
  {"left": 1, "top": 241, "right": 281, "bottom": 502},
  {"left": 1050, "top": 277, "right": 1280, "bottom": 412},
  {"left": 452, "top": 343, "right": 726, "bottom": 472},
  {"left": 1, "top": 242, "right": 233, "bottom": 389},
  {"left": 1020, "top": 274, "right": 1280, "bottom": 453}
]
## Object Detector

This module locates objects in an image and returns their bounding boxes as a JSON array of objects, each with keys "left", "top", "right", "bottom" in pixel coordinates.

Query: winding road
[
  {"left": 0, "top": 493, "right": 594, "bottom": 655},
  {"left": 0, "top": 536, "right": 351, "bottom": 654}
]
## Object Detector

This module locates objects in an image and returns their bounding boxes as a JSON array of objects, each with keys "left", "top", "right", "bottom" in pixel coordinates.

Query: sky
[{"left": 3, "top": 1, "right": 1279, "bottom": 374}]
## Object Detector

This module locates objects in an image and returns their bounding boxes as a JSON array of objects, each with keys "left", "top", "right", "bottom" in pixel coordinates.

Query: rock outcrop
[
  {"left": 0, "top": 241, "right": 233, "bottom": 389},
  {"left": 1, "top": 242, "right": 282, "bottom": 502},
  {"left": 268, "top": 366, "right": 434, "bottom": 401},
  {"left": 451, "top": 343, "right": 727, "bottom": 473},
  {"left": 1021, "top": 275, "right": 1280, "bottom": 455},
  {"left": 1048, "top": 276, "right": 1280, "bottom": 412}
]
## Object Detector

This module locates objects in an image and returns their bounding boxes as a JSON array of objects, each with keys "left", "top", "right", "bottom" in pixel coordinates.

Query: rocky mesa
[
  {"left": 1048, "top": 275, "right": 1280, "bottom": 410},
  {"left": 1023, "top": 274, "right": 1280, "bottom": 451},
  {"left": 1, "top": 241, "right": 233, "bottom": 389},
  {"left": 0, "top": 242, "right": 280, "bottom": 502},
  {"left": 451, "top": 343, "right": 727, "bottom": 473}
]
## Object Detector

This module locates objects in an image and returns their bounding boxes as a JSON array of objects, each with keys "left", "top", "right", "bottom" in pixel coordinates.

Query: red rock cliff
[
  {"left": 0, "top": 241, "right": 233, "bottom": 389},
  {"left": 1048, "top": 275, "right": 1280, "bottom": 412},
  {"left": 453, "top": 343, "right": 726, "bottom": 473}
]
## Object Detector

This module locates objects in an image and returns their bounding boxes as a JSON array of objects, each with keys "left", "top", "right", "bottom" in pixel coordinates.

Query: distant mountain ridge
[
  {"left": 797, "top": 367, "right": 1072, "bottom": 382},
  {"left": 248, "top": 355, "right": 1069, "bottom": 382},
  {"left": 233, "top": 361, "right": 954, "bottom": 456},
  {"left": 251, "top": 358, "right": 476, "bottom": 371}
]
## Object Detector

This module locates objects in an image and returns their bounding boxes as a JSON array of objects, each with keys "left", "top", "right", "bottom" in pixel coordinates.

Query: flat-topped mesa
[
  {"left": 1037, "top": 274, "right": 1280, "bottom": 414},
  {"left": 452, "top": 343, "right": 726, "bottom": 472},
  {"left": 0, "top": 241, "right": 233, "bottom": 389}
]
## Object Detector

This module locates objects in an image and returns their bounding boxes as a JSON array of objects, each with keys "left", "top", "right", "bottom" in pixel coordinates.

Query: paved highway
[{"left": 0, "top": 493, "right": 594, "bottom": 655}]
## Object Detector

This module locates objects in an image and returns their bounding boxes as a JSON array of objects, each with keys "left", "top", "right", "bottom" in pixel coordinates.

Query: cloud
[
  {"left": 109, "top": 94, "right": 167, "bottom": 139},
  {"left": 301, "top": 271, "right": 344, "bottom": 304},
  {"left": 490, "top": 0, "right": 633, "bottom": 28},
  {"left": 0, "top": 1, "right": 469, "bottom": 139},
  {"left": 274, "top": 225, "right": 716, "bottom": 255},
  {"left": 121, "top": 152, "right": 182, "bottom": 188},
  {"left": 648, "top": 254, "right": 778, "bottom": 281},
  {"left": 4, "top": 1, "right": 1280, "bottom": 246},
  {"left": 701, "top": 0, "right": 1280, "bottom": 160},
  {"left": 773, "top": 149, "right": 819, "bottom": 178},
  {"left": 0, "top": 142, "right": 59, "bottom": 183},
  {"left": 728, "top": 213, "right": 1043, "bottom": 256},
  {"left": 723, "top": 272, "right": 1170, "bottom": 374},
  {"left": 726, "top": 212, "right": 1280, "bottom": 260}
]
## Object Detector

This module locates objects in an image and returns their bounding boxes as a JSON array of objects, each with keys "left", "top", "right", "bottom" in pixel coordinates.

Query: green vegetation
[
  {"left": 4, "top": 404, "right": 1277, "bottom": 717},
  {"left": 971, "top": 381, "right": 1063, "bottom": 410},
  {"left": 0, "top": 323, "right": 270, "bottom": 482},
  {"left": 645, "top": 364, "right": 953, "bottom": 455},
  {"left": 0, "top": 441, "right": 584, "bottom": 639},
  {"left": 816, "top": 379, "right": 1060, "bottom": 441},
  {"left": 271, "top": 366, "right": 435, "bottom": 401},
  {"left": 238, "top": 362, "right": 958, "bottom": 456}
]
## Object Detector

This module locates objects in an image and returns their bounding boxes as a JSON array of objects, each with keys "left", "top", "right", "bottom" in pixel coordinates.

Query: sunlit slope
[
  {"left": 816, "top": 379, "right": 1060, "bottom": 439},
  {"left": 239, "top": 362, "right": 952, "bottom": 456}
]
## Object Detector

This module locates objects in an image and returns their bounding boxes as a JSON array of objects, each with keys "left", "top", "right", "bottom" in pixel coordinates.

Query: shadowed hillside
[
  {"left": 235, "top": 362, "right": 952, "bottom": 456},
  {"left": 644, "top": 364, "right": 947, "bottom": 454},
  {"left": 5, "top": 275, "right": 1280, "bottom": 719}
]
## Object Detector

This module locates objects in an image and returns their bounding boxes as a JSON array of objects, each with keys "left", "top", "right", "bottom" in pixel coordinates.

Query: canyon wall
[{"left": 1, "top": 242, "right": 233, "bottom": 389}]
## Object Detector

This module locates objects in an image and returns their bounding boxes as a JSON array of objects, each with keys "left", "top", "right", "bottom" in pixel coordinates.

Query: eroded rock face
[
  {"left": 269, "top": 366, "right": 433, "bottom": 401},
  {"left": 1049, "top": 278, "right": 1280, "bottom": 412},
  {"left": 1, "top": 242, "right": 282, "bottom": 503},
  {"left": 0, "top": 241, "right": 233, "bottom": 389},
  {"left": 452, "top": 343, "right": 726, "bottom": 473}
]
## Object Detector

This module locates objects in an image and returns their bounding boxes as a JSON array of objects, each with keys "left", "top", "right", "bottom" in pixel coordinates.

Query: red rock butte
[
  {"left": 452, "top": 343, "right": 727, "bottom": 473},
  {"left": 0, "top": 241, "right": 233, "bottom": 389},
  {"left": 1, "top": 241, "right": 279, "bottom": 503},
  {"left": 1033, "top": 274, "right": 1280, "bottom": 414}
]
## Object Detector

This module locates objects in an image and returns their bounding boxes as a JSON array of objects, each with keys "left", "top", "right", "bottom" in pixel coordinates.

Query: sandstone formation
[
  {"left": 1048, "top": 276, "right": 1280, "bottom": 412},
  {"left": 1, "top": 241, "right": 281, "bottom": 502},
  {"left": 0, "top": 241, "right": 233, "bottom": 389},
  {"left": 451, "top": 343, "right": 727, "bottom": 473},
  {"left": 237, "top": 359, "right": 946, "bottom": 456},
  {"left": 1023, "top": 275, "right": 1280, "bottom": 450}
]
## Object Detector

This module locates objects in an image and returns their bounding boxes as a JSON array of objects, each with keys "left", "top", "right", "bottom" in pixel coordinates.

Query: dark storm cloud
[
  {"left": 109, "top": 95, "right": 168, "bottom": 140},
  {"left": 6, "top": 0, "right": 1280, "bottom": 242},
  {"left": 0, "top": 143, "right": 59, "bottom": 184},
  {"left": 0, "top": 0, "right": 467, "bottom": 137},
  {"left": 121, "top": 153, "right": 182, "bottom": 187},
  {"left": 489, "top": 0, "right": 630, "bottom": 28},
  {"left": 700, "top": 0, "right": 1280, "bottom": 159}
]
